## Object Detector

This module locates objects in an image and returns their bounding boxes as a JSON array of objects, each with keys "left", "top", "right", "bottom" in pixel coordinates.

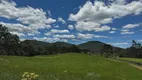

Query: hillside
[
  {"left": 21, "top": 40, "right": 51, "bottom": 49},
  {"left": 53, "top": 42, "right": 75, "bottom": 48},
  {"left": 78, "top": 41, "right": 105, "bottom": 52},
  {"left": 21, "top": 40, "right": 75, "bottom": 49},
  {"left": 21, "top": 40, "right": 122, "bottom": 53},
  {"left": 0, "top": 54, "right": 142, "bottom": 80},
  {"left": 78, "top": 41, "right": 123, "bottom": 53}
]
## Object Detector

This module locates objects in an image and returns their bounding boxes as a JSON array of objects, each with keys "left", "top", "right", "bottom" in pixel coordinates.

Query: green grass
[
  {"left": 0, "top": 53, "right": 142, "bottom": 80},
  {"left": 120, "top": 58, "right": 142, "bottom": 63}
]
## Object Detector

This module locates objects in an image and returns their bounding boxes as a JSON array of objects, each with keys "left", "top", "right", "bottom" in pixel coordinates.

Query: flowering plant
[{"left": 21, "top": 72, "right": 39, "bottom": 80}]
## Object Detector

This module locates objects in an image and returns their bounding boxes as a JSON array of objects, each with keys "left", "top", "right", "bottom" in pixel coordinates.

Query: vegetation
[
  {"left": 100, "top": 44, "right": 114, "bottom": 58},
  {"left": 0, "top": 24, "right": 142, "bottom": 80},
  {"left": 0, "top": 54, "right": 142, "bottom": 80},
  {"left": 21, "top": 72, "right": 39, "bottom": 80},
  {"left": 0, "top": 24, "right": 142, "bottom": 58},
  {"left": 120, "top": 58, "right": 142, "bottom": 63},
  {"left": 119, "top": 40, "right": 142, "bottom": 58},
  {"left": 0, "top": 24, "right": 81, "bottom": 56}
]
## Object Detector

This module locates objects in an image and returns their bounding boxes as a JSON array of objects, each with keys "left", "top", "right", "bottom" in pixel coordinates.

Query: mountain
[
  {"left": 21, "top": 40, "right": 122, "bottom": 53},
  {"left": 21, "top": 40, "right": 75, "bottom": 49},
  {"left": 78, "top": 41, "right": 122, "bottom": 52},
  {"left": 78, "top": 41, "right": 105, "bottom": 52},
  {"left": 21, "top": 40, "right": 51, "bottom": 49},
  {"left": 53, "top": 42, "right": 75, "bottom": 48}
]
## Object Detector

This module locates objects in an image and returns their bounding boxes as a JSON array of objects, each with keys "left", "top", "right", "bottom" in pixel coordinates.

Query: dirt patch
[{"left": 129, "top": 64, "right": 142, "bottom": 70}]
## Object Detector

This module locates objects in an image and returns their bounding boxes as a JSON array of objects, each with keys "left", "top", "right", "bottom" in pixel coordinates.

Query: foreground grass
[
  {"left": 120, "top": 58, "right": 142, "bottom": 63},
  {"left": 0, "top": 53, "right": 142, "bottom": 80}
]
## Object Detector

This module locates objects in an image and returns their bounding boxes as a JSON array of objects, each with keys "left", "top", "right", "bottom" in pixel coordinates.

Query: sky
[{"left": 0, "top": 0, "right": 142, "bottom": 48}]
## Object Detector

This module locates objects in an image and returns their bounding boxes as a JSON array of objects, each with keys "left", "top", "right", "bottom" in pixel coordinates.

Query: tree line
[
  {"left": 0, "top": 24, "right": 142, "bottom": 58},
  {"left": 0, "top": 24, "right": 81, "bottom": 56},
  {"left": 119, "top": 40, "right": 142, "bottom": 58},
  {"left": 100, "top": 40, "right": 142, "bottom": 58}
]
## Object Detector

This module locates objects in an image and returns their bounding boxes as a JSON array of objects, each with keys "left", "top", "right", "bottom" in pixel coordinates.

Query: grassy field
[
  {"left": 0, "top": 53, "right": 142, "bottom": 80},
  {"left": 120, "top": 58, "right": 142, "bottom": 63}
]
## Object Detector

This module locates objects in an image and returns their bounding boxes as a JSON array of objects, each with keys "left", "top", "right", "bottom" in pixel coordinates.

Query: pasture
[
  {"left": 0, "top": 53, "right": 142, "bottom": 80},
  {"left": 120, "top": 58, "right": 142, "bottom": 63}
]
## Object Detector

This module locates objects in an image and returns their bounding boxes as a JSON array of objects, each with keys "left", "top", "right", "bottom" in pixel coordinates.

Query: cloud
[
  {"left": 54, "top": 25, "right": 60, "bottom": 28},
  {"left": 44, "top": 29, "right": 70, "bottom": 37},
  {"left": 75, "top": 21, "right": 111, "bottom": 31},
  {"left": 112, "top": 28, "right": 117, "bottom": 30},
  {"left": 33, "top": 37, "right": 58, "bottom": 42},
  {"left": 44, "top": 32, "right": 52, "bottom": 36},
  {"left": 108, "top": 42, "right": 129, "bottom": 47},
  {"left": 69, "top": 0, "right": 142, "bottom": 22},
  {"left": 95, "top": 25, "right": 111, "bottom": 32},
  {"left": 53, "top": 34, "right": 76, "bottom": 39},
  {"left": 33, "top": 37, "right": 68, "bottom": 42},
  {"left": 0, "top": 22, "right": 40, "bottom": 35},
  {"left": 47, "top": 10, "right": 52, "bottom": 16},
  {"left": 58, "top": 17, "right": 66, "bottom": 24},
  {"left": 51, "top": 29, "right": 70, "bottom": 34},
  {"left": 20, "top": 38, "right": 26, "bottom": 41},
  {"left": 109, "top": 31, "right": 116, "bottom": 34},
  {"left": 137, "top": 40, "right": 142, "bottom": 42},
  {"left": 121, "top": 31, "right": 134, "bottom": 34},
  {"left": 68, "top": 25, "right": 74, "bottom": 30},
  {"left": 108, "top": 42, "right": 128, "bottom": 45},
  {"left": 10, "top": 32, "right": 25, "bottom": 37},
  {"left": 27, "top": 33, "right": 35, "bottom": 36},
  {"left": 0, "top": 0, "right": 56, "bottom": 35},
  {"left": 77, "top": 33, "right": 108, "bottom": 39},
  {"left": 77, "top": 33, "right": 94, "bottom": 39},
  {"left": 121, "top": 23, "right": 141, "bottom": 34},
  {"left": 69, "top": 0, "right": 142, "bottom": 32},
  {"left": 122, "top": 24, "right": 140, "bottom": 29}
]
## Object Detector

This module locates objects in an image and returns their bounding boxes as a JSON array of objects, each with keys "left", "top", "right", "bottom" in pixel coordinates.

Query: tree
[
  {"left": 20, "top": 40, "right": 36, "bottom": 56},
  {"left": 0, "top": 24, "right": 20, "bottom": 55},
  {"left": 101, "top": 44, "right": 114, "bottom": 58},
  {"left": 70, "top": 45, "right": 81, "bottom": 53},
  {"left": 120, "top": 40, "right": 142, "bottom": 58}
]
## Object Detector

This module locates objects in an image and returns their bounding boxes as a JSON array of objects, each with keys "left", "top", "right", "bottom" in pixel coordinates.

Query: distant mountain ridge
[
  {"left": 78, "top": 41, "right": 106, "bottom": 52},
  {"left": 21, "top": 40, "right": 122, "bottom": 52},
  {"left": 78, "top": 41, "right": 121, "bottom": 52},
  {"left": 21, "top": 40, "right": 75, "bottom": 49}
]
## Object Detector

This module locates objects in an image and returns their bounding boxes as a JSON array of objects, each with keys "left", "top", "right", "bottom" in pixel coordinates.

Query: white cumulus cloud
[
  {"left": 50, "top": 29, "right": 70, "bottom": 34},
  {"left": 0, "top": 0, "right": 56, "bottom": 36},
  {"left": 123, "top": 24, "right": 140, "bottom": 29},
  {"left": 77, "top": 33, "right": 108, "bottom": 39},
  {"left": 68, "top": 25, "right": 74, "bottom": 30},
  {"left": 69, "top": 0, "right": 142, "bottom": 32},
  {"left": 53, "top": 34, "right": 76, "bottom": 39},
  {"left": 58, "top": 17, "right": 66, "bottom": 24}
]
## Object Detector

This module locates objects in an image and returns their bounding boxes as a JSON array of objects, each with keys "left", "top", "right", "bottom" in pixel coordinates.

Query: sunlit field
[
  {"left": 120, "top": 58, "right": 142, "bottom": 63},
  {"left": 0, "top": 53, "right": 142, "bottom": 80}
]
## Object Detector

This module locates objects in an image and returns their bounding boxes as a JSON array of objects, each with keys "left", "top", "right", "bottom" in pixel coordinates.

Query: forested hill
[
  {"left": 21, "top": 40, "right": 122, "bottom": 53},
  {"left": 78, "top": 41, "right": 106, "bottom": 52},
  {"left": 21, "top": 40, "right": 75, "bottom": 49},
  {"left": 78, "top": 41, "right": 122, "bottom": 52},
  {"left": 21, "top": 40, "right": 51, "bottom": 49}
]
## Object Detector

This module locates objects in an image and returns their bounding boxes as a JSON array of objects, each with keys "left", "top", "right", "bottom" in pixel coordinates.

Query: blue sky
[{"left": 0, "top": 0, "right": 142, "bottom": 48}]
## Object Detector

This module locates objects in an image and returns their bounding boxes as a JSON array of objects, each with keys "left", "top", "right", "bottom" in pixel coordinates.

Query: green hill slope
[{"left": 0, "top": 54, "right": 141, "bottom": 80}]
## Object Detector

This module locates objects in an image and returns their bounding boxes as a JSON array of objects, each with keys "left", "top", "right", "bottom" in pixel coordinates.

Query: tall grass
[{"left": 0, "top": 53, "right": 142, "bottom": 80}]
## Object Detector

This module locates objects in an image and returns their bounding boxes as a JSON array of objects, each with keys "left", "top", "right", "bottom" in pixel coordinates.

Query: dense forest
[{"left": 0, "top": 24, "right": 142, "bottom": 58}]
